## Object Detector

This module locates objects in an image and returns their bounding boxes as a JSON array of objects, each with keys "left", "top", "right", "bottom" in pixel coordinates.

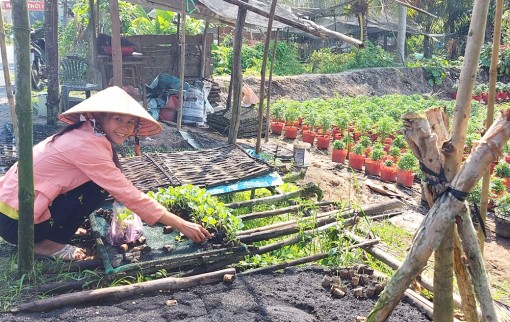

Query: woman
[{"left": 0, "top": 86, "right": 211, "bottom": 261}]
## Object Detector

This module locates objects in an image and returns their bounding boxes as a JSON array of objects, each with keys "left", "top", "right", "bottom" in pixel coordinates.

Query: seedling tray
[{"left": 89, "top": 205, "right": 248, "bottom": 276}]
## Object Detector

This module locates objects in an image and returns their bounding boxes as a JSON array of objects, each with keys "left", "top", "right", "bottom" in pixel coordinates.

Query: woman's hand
[{"left": 177, "top": 220, "right": 212, "bottom": 243}]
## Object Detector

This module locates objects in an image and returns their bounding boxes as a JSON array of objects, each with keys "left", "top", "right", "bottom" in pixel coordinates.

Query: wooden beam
[{"left": 221, "top": 0, "right": 363, "bottom": 47}]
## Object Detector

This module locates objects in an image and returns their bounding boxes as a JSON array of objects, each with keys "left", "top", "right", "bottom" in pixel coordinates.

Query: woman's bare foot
[
  {"left": 34, "top": 240, "right": 86, "bottom": 260},
  {"left": 75, "top": 227, "right": 88, "bottom": 235}
]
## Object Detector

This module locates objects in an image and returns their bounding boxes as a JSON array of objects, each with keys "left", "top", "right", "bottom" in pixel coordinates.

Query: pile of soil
[{"left": 1, "top": 267, "right": 430, "bottom": 321}]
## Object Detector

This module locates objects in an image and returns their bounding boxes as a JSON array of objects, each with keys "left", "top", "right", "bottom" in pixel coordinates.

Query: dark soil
[{"left": 1, "top": 267, "right": 430, "bottom": 321}]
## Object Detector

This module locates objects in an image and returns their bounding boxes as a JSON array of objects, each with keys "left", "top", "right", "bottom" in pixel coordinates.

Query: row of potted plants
[
  {"left": 330, "top": 138, "right": 418, "bottom": 188},
  {"left": 452, "top": 82, "right": 510, "bottom": 103}
]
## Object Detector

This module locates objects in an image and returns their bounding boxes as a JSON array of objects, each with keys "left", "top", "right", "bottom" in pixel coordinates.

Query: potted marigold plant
[
  {"left": 316, "top": 113, "right": 333, "bottom": 149},
  {"left": 284, "top": 107, "right": 300, "bottom": 139},
  {"left": 495, "top": 193, "right": 510, "bottom": 238},
  {"left": 396, "top": 152, "right": 417, "bottom": 188},
  {"left": 365, "top": 147, "right": 384, "bottom": 177},
  {"left": 494, "top": 161, "right": 510, "bottom": 190},
  {"left": 302, "top": 110, "right": 318, "bottom": 144},
  {"left": 349, "top": 143, "right": 365, "bottom": 170},
  {"left": 380, "top": 159, "right": 397, "bottom": 182},
  {"left": 270, "top": 103, "right": 285, "bottom": 135},
  {"left": 333, "top": 110, "right": 349, "bottom": 140},
  {"left": 332, "top": 139, "right": 347, "bottom": 164}
]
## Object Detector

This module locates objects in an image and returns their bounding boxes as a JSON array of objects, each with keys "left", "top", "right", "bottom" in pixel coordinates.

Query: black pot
[{"left": 495, "top": 212, "right": 510, "bottom": 239}]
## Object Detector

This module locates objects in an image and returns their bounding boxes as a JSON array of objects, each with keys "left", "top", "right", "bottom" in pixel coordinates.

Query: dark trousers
[{"left": 0, "top": 181, "right": 108, "bottom": 245}]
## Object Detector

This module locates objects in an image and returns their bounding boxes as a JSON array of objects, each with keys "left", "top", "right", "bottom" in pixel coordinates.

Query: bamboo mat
[{"left": 121, "top": 144, "right": 273, "bottom": 192}]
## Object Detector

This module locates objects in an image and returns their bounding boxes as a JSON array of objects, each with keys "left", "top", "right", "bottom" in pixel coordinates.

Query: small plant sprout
[
  {"left": 384, "top": 159, "right": 395, "bottom": 167},
  {"left": 392, "top": 135, "right": 407, "bottom": 149}
]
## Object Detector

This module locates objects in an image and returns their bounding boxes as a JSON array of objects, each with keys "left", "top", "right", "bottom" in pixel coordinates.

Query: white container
[
  {"left": 37, "top": 93, "right": 47, "bottom": 117},
  {"left": 293, "top": 142, "right": 311, "bottom": 167}
]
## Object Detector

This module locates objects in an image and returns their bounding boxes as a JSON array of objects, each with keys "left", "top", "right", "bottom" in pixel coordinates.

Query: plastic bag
[
  {"left": 182, "top": 86, "right": 206, "bottom": 125},
  {"left": 106, "top": 201, "right": 144, "bottom": 246}
]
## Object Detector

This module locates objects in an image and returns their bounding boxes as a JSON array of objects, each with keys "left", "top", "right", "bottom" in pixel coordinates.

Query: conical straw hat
[{"left": 59, "top": 86, "right": 162, "bottom": 136}]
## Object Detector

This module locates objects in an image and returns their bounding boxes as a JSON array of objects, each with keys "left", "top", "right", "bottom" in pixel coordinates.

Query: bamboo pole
[
  {"left": 225, "top": 183, "right": 321, "bottom": 209},
  {"left": 238, "top": 201, "right": 334, "bottom": 221},
  {"left": 367, "top": 108, "right": 509, "bottom": 321},
  {"left": 255, "top": 0, "right": 277, "bottom": 154},
  {"left": 480, "top": 0, "right": 503, "bottom": 252},
  {"left": 109, "top": 0, "right": 122, "bottom": 86},
  {"left": 200, "top": 21, "right": 209, "bottom": 79},
  {"left": 177, "top": 2, "right": 186, "bottom": 130},
  {"left": 264, "top": 29, "right": 279, "bottom": 142},
  {"left": 220, "top": 0, "right": 363, "bottom": 47},
  {"left": 0, "top": 4, "right": 17, "bottom": 142},
  {"left": 241, "top": 240, "right": 379, "bottom": 276},
  {"left": 12, "top": 0, "right": 35, "bottom": 274},
  {"left": 12, "top": 268, "right": 236, "bottom": 312},
  {"left": 227, "top": 2, "right": 247, "bottom": 144}
]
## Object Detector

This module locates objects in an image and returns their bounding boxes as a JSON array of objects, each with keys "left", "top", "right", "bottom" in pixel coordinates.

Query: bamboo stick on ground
[
  {"left": 240, "top": 240, "right": 379, "bottom": 276},
  {"left": 225, "top": 183, "right": 322, "bottom": 209},
  {"left": 238, "top": 201, "right": 335, "bottom": 221},
  {"left": 12, "top": 268, "right": 236, "bottom": 312}
]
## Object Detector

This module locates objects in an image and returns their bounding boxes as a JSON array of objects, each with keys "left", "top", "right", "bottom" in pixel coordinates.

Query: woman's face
[{"left": 99, "top": 113, "right": 138, "bottom": 145}]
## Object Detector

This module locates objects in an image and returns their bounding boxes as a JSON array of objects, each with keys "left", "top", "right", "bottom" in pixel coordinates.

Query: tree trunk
[
  {"left": 227, "top": 3, "right": 247, "bottom": 144},
  {"left": 177, "top": 3, "right": 186, "bottom": 130},
  {"left": 367, "top": 107, "right": 509, "bottom": 321},
  {"left": 397, "top": 5, "right": 407, "bottom": 64},
  {"left": 423, "top": 24, "right": 432, "bottom": 58},
  {"left": 264, "top": 29, "right": 279, "bottom": 142},
  {"left": 44, "top": 0, "right": 59, "bottom": 125},
  {"left": 109, "top": 0, "right": 122, "bottom": 86},
  {"left": 12, "top": 0, "right": 35, "bottom": 274}
]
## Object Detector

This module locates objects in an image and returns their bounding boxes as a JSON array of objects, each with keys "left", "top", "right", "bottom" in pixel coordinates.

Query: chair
[{"left": 60, "top": 56, "right": 102, "bottom": 111}]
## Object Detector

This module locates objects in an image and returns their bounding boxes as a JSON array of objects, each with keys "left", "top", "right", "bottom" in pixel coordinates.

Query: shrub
[
  {"left": 332, "top": 140, "right": 346, "bottom": 150},
  {"left": 494, "top": 162, "right": 510, "bottom": 178},
  {"left": 397, "top": 152, "right": 417, "bottom": 171},
  {"left": 496, "top": 192, "right": 510, "bottom": 218},
  {"left": 370, "top": 148, "right": 384, "bottom": 161},
  {"left": 352, "top": 143, "right": 365, "bottom": 155}
]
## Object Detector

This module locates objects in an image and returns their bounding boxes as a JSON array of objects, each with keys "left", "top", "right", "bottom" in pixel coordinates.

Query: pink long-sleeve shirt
[{"left": 0, "top": 121, "right": 165, "bottom": 225}]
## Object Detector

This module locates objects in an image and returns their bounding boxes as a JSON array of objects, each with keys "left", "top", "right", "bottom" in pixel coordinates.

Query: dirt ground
[{"left": 0, "top": 67, "right": 509, "bottom": 320}]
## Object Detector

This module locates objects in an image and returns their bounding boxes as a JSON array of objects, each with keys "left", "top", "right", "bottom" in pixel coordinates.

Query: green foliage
[
  {"left": 317, "top": 112, "right": 334, "bottom": 131},
  {"left": 468, "top": 181, "right": 482, "bottom": 205},
  {"left": 480, "top": 42, "right": 510, "bottom": 78},
  {"left": 212, "top": 40, "right": 304, "bottom": 76},
  {"left": 270, "top": 101, "right": 286, "bottom": 121},
  {"left": 392, "top": 135, "right": 406, "bottom": 149},
  {"left": 496, "top": 193, "right": 510, "bottom": 218},
  {"left": 308, "top": 41, "right": 396, "bottom": 74},
  {"left": 370, "top": 148, "right": 384, "bottom": 161},
  {"left": 494, "top": 162, "right": 510, "bottom": 178},
  {"left": 284, "top": 106, "right": 300, "bottom": 123},
  {"left": 424, "top": 66, "right": 446, "bottom": 86},
  {"left": 491, "top": 177, "right": 507, "bottom": 196},
  {"left": 397, "top": 152, "right": 417, "bottom": 171},
  {"left": 375, "top": 116, "right": 396, "bottom": 139},
  {"left": 389, "top": 146, "right": 401, "bottom": 159},
  {"left": 332, "top": 140, "right": 345, "bottom": 150},
  {"left": 147, "top": 185, "right": 243, "bottom": 241},
  {"left": 352, "top": 143, "right": 365, "bottom": 155}
]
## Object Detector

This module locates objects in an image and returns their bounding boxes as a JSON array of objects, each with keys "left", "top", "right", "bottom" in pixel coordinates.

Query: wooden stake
[
  {"left": 12, "top": 268, "right": 236, "bottom": 312},
  {"left": 0, "top": 4, "right": 17, "bottom": 141},
  {"left": 255, "top": 0, "right": 277, "bottom": 154}
]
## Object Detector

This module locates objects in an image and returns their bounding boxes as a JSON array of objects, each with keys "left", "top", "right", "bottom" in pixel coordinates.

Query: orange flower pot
[
  {"left": 302, "top": 130, "right": 316, "bottom": 144},
  {"left": 365, "top": 159, "right": 381, "bottom": 176},
  {"left": 396, "top": 169, "right": 415, "bottom": 187},
  {"left": 285, "top": 126, "right": 298, "bottom": 139},
  {"left": 349, "top": 153, "right": 365, "bottom": 170},
  {"left": 270, "top": 122, "right": 284, "bottom": 135},
  {"left": 332, "top": 149, "right": 347, "bottom": 164},
  {"left": 380, "top": 165, "right": 397, "bottom": 182},
  {"left": 316, "top": 134, "right": 330, "bottom": 149}
]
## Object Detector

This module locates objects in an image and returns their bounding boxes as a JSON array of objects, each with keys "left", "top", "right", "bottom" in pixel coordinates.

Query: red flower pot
[
  {"left": 452, "top": 91, "right": 457, "bottom": 99},
  {"left": 301, "top": 124, "right": 310, "bottom": 132},
  {"left": 302, "top": 130, "right": 316, "bottom": 144},
  {"left": 500, "top": 92, "right": 508, "bottom": 100},
  {"left": 284, "top": 126, "right": 298, "bottom": 139},
  {"left": 396, "top": 169, "right": 415, "bottom": 187},
  {"left": 490, "top": 162, "right": 498, "bottom": 175},
  {"left": 365, "top": 159, "right": 381, "bottom": 176},
  {"left": 380, "top": 165, "right": 397, "bottom": 182},
  {"left": 271, "top": 122, "right": 284, "bottom": 135},
  {"left": 333, "top": 132, "right": 343, "bottom": 141},
  {"left": 353, "top": 132, "right": 361, "bottom": 142},
  {"left": 505, "top": 155, "right": 510, "bottom": 164},
  {"left": 316, "top": 134, "right": 330, "bottom": 149},
  {"left": 349, "top": 153, "right": 365, "bottom": 170},
  {"left": 332, "top": 149, "right": 347, "bottom": 164}
]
